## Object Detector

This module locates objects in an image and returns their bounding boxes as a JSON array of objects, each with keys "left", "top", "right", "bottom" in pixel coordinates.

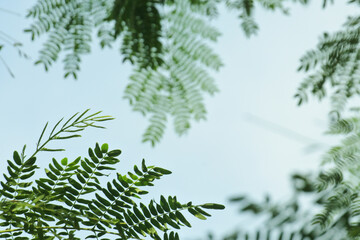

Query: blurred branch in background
[
  {"left": 0, "top": 6, "right": 29, "bottom": 78},
  {"left": 243, "top": 112, "right": 328, "bottom": 154}
]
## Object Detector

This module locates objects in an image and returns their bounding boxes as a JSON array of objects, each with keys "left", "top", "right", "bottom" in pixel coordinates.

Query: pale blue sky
[{"left": 0, "top": 1, "right": 357, "bottom": 239}]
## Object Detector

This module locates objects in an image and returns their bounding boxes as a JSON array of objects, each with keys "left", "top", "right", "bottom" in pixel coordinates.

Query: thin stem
[
  {"left": 0, "top": 7, "right": 21, "bottom": 17},
  {"left": 0, "top": 31, "right": 21, "bottom": 43},
  {"left": 0, "top": 55, "right": 14, "bottom": 78},
  {"left": 69, "top": 158, "right": 105, "bottom": 212}
]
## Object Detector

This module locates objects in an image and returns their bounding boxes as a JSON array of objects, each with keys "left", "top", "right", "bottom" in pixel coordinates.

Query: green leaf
[
  {"left": 52, "top": 158, "right": 63, "bottom": 171},
  {"left": 41, "top": 148, "right": 65, "bottom": 152},
  {"left": 88, "top": 148, "right": 99, "bottom": 163},
  {"left": 81, "top": 160, "right": 93, "bottom": 173},
  {"left": 168, "top": 196, "right": 177, "bottom": 210},
  {"left": 195, "top": 207, "right": 211, "bottom": 217},
  {"left": 89, "top": 203, "right": 103, "bottom": 215},
  {"left": 121, "top": 196, "right": 135, "bottom": 205},
  {"left": 96, "top": 193, "right": 111, "bottom": 206},
  {"left": 45, "top": 169, "right": 57, "bottom": 180},
  {"left": 201, "top": 203, "right": 225, "bottom": 210},
  {"left": 20, "top": 171, "right": 35, "bottom": 180},
  {"left": 108, "top": 209, "right": 124, "bottom": 220},
  {"left": 76, "top": 173, "right": 86, "bottom": 184},
  {"left": 24, "top": 157, "right": 36, "bottom": 167},
  {"left": 133, "top": 206, "right": 145, "bottom": 220},
  {"left": 1, "top": 181, "right": 15, "bottom": 193},
  {"left": 36, "top": 180, "right": 52, "bottom": 191},
  {"left": 0, "top": 190, "right": 13, "bottom": 198},
  {"left": 54, "top": 134, "right": 81, "bottom": 140},
  {"left": 160, "top": 195, "right": 170, "bottom": 212},
  {"left": 107, "top": 182, "right": 119, "bottom": 197},
  {"left": 156, "top": 203, "right": 164, "bottom": 213},
  {"left": 7, "top": 166, "right": 17, "bottom": 178},
  {"left": 175, "top": 211, "right": 191, "bottom": 227},
  {"left": 128, "top": 172, "right": 138, "bottom": 180},
  {"left": 65, "top": 165, "right": 79, "bottom": 172},
  {"left": 144, "top": 220, "right": 157, "bottom": 234},
  {"left": 163, "top": 214, "right": 180, "bottom": 229},
  {"left": 140, "top": 203, "right": 152, "bottom": 218},
  {"left": 149, "top": 200, "right": 158, "bottom": 215},
  {"left": 108, "top": 149, "right": 121, "bottom": 157},
  {"left": 84, "top": 157, "right": 96, "bottom": 168},
  {"left": 7, "top": 160, "right": 20, "bottom": 172},
  {"left": 94, "top": 143, "right": 103, "bottom": 158},
  {"left": 117, "top": 174, "right": 129, "bottom": 188},
  {"left": 133, "top": 225, "right": 146, "bottom": 236},
  {"left": 69, "top": 179, "right": 82, "bottom": 190},
  {"left": 113, "top": 179, "right": 124, "bottom": 192},
  {"left": 188, "top": 208, "right": 206, "bottom": 220},
  {"left": 101, "top": 143, "right": 109, "bottom": 153},
  {"left": 153, "top": 167, "right": 172, "bottom": 175},
  {"left": 128, "top": 209, "right": 139, "bottom": 223},
  {"left": 134, "top": 165, "right": 143, "bottom": 176},
  {"left": 66, "top": 186, "right": 79, "bottom": 196},
  {"left": 123, "top": 212, "right": 134, "bottom": 225},
  {"left": 61, "top": 157, "right": 68, "bottom": 166},
  {"left": 141, "top": 159, "right": 148, "bottom": 172},
  {"left": 13, "top": 151, "right": 22, "bottom": 165},
  {"left": 49, "top": 163, "right": 61, "bottom": 175},
  {"left": 37, "top": 122, "right": 48, "bottom": 147},
  {"left": 102, "top": 188, "right": 116, "bottom": 201},
  {"left": 150, "top": 218, "right": 166, "bottom": 231},
  {"left": 68, "top": 157, "right": 80, "bottom": 166}
]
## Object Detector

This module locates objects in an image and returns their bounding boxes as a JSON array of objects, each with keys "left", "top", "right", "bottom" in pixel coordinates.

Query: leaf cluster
[
  {"left": 296, "top": 4, "right": 360, "bottom": 117},
  {"left": 25, "top": 0, "right": 223, "bottom": 145},
  {"left": 306, "top": 116, "right": 360, "bottom": 239},
  {"left": 209, "top": 173, "right": 349, "bottom": 240},
  {"left": 0, "top": 110, "right": 224, "bottom": 239},
  {"left": 125, "top": 0, "right": 222, "bottom": 146}
]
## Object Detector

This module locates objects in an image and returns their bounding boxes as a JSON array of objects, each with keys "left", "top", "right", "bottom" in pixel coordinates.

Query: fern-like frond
[
  {"left": 125, "top": 0, "right": 222, "bottom": 145},
  {"left": 0, "top": 112, "right": 224, "bottom": 239},
  {"left": 220, "top": 172, "right": 350, "bottom": 240},
  {"left": 296, "top": 15, "right": 360, "bottom": 116},
  {"left": 306, "top": 116, "right": 360, "bottom": 239},
  {"left": 26, "top": 0, "right": 165, "bottom": 78}
]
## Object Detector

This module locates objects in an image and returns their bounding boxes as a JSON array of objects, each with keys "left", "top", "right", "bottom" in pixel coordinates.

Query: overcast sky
[{"left": 0, "top": 1, "right": 357, "bottom": 239}]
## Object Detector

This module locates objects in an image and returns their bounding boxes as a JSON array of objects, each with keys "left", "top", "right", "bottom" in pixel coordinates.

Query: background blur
[{"left": 0, "top": 1, "right": 357, "bottom": 239}]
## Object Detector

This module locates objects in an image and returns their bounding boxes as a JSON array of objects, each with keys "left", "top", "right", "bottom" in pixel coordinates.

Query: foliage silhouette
[{"left": 0, "top": 109, "right": 224, "bottom": 239}]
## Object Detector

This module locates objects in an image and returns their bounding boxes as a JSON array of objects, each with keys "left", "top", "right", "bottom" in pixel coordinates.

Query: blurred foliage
[
  {"left": 208, "top": 1, "right": 360, "bottom": 239},
  {"left": 24, "top": 0, "right": 309, "bottom": 146},
  {"left": 0, "top": 109, "right": 224, "bottom": 239},
  {"left": 293, "top": 1, "right": 360, "bottom": 238},
  {"left": 0, "top": 29, "right": 28, "bottom": 78},
  {"left": 296, "top": 1, "right": 360, "bottom": 118},
  {"left": 209, "top": 172, "right": 349, "bottom": 240}
]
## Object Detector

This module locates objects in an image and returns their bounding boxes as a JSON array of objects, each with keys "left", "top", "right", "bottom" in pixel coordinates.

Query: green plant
[{"left": 0, "top": 109, "right": 224, "bottom": 239}]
